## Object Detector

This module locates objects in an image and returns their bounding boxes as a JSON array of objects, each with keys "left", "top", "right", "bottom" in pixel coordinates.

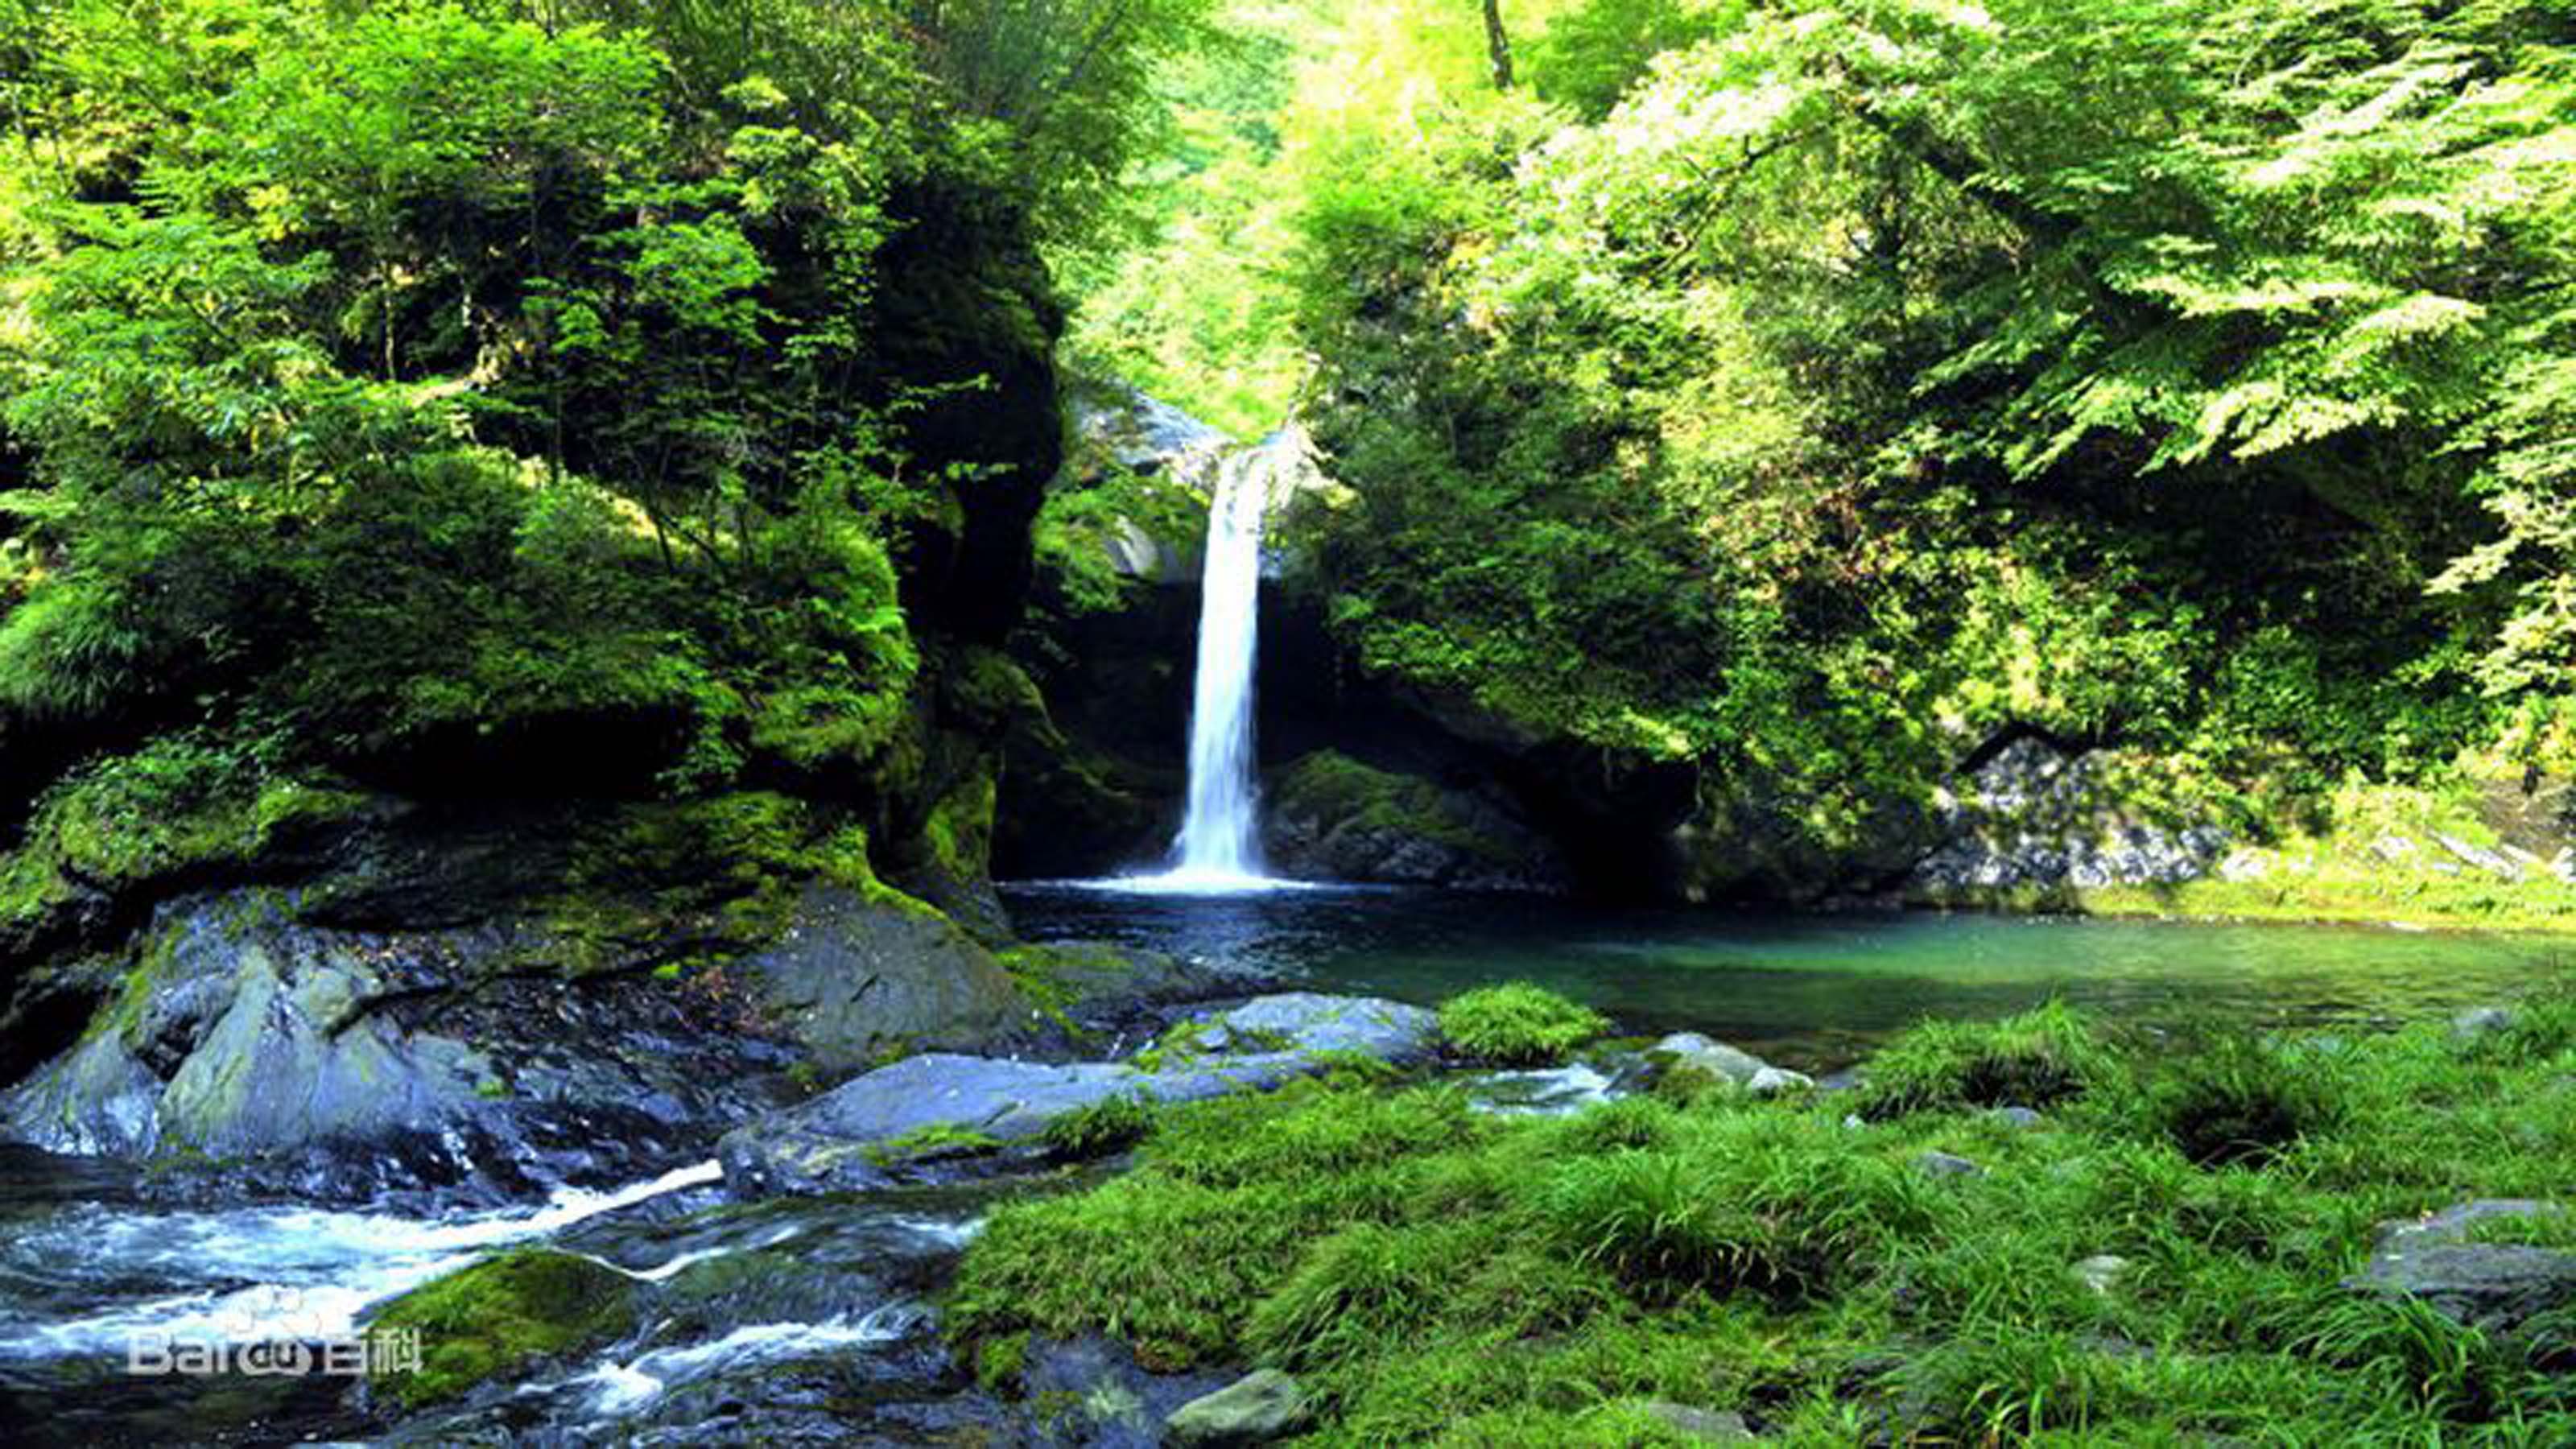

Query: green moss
[
  {"left": 0, "top": 735, "right": 368, "bottom": 943},
  {"left": 1039, "top": 1092, "right": 1158, "bottom": 1159},
  {"left": 993, "top": 939, "right": 1137, "bottom": 1040},
  {"left": 539, "top": 792, "right": 943, "bottom": 975},
  {"left": 1272, "top": 750, "right": 1523, "bottom": 867},
  {"left": 975, "top": 1328, "right": 1032, "bottom": 1394},
  {"left": 916, "top": 766, "right": 997, "bottom": 886},
  {"left": 865, "top": 1122, "right": 1005, "bottom": 1166},
  {"left": 1131, "top": 1016, "right": 1294, "bottom": 1073},
  {"left": 364, "top": 1249, "right": 638, "bottom": 1411},
  {"left": 1438, "top": 983, "right": 1611, "bottom": 1067}
]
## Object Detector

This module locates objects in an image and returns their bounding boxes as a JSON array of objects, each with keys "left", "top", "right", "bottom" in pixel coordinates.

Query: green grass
[
  {"left": 1848, "top": 999, "right": 2112, "bottom": 1121},
  {"left": 1438, "top": 982, "right": 1611, "bottom": 1067},
  {"left": 948, "top": 993, "right": 2576, "bottom": 1441}
]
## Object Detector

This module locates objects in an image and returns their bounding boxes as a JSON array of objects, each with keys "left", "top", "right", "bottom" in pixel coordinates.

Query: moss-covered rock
[
  {"left": 1262, "top": 750, "right": 1569, "bottom": 891},
  {"left": 364, "top": 1249, "right": 638, "bottom": 1411}
]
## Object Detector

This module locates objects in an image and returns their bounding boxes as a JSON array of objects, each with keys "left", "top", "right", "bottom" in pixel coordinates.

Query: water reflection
[{"left": 1003, "top": 886, "right": 2574, "bottom": 1069}]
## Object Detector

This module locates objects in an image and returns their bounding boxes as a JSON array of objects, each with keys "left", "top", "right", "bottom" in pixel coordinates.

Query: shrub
[
  {"left": 1853, "top": 1001, "right": 2112, "bottom": 1120},
  {"left": 1439, "top": 983, "right": 1611, "bottom": 1067}
]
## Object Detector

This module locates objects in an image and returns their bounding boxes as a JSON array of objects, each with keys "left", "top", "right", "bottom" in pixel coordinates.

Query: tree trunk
[{"left": 1480, "top": 0, "right": 1514, "bottom": 90}]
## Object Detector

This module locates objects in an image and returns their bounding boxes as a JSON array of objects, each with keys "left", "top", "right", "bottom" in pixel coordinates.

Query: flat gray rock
[
  {"left": 720, "top": 993, "right": 1438, "bottom": 1196},
  {"left": 1209, "top": 992, "right": 1439, "bottom": 1063},
  {"left": 2347, "top": 1243, "right": 2576, "bottom": 1332}
]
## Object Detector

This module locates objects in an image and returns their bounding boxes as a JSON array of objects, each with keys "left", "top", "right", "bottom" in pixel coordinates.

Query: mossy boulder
[
  {"left": 735, "top": 883, "right": 1028, "bottom": 1077},
  {"left": 363, "top": 1249, "right": 638, "bottom": 1411},
  {"left": 1262, "top": 750, "right": 1569, "bottom": 892}
]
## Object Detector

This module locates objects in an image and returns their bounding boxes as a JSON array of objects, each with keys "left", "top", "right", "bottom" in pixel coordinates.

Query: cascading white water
[
  {"left": 1170, "top": 440, "right": 1274, "bottom": 880},
  {"left": 1113, "top": 427, "right": 1309, "bottom": 893}
]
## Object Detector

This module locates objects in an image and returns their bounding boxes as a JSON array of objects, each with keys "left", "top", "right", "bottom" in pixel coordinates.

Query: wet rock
[
  {"left": 1747, "top": 1065, "right": 1814, "bottom": 1096},
  {"left": 1651, "top": 1033, "right": 1769, "bottom": 1087},
  {"left": 1208, "top": 993, "right": 1439, "bottom": 1064},
  {"left": 1914, "top": 1150, "right": 1985, "bottom": 1179},
  {"left": 737, "top": 886, "right": 1025, "bottom": 1076},
  {"left": 361, "top": 1248, "right": 638, "bottom": 1411},
  {"left": 2, "top": 893, "right": 804, "bottom": 1203},
  {"left": 2373, "top": 1199, "right": 2562, "bottom": 1253},
  {"left": 2347, "top": 1244, "right": 2576, "bottom": 1332},
  {"left": 2451, "top": 1006, "right": 2518, "bottom": 1043},
  {"left": 1909, "top": 735, "right": 2229, "bottom": 893},
  {"left": 1470, "top": 1063, "right": 1620, "bottom": 1117},
  {"left": 720, "top": 993, "right": 1438, "bottom": 1197},
  {"left": 1261, "top": 750, "right": 1571, "bottom": 893},
  {"left": 1166, "top": 1368, "right": 1311, "bottom": 1447}
]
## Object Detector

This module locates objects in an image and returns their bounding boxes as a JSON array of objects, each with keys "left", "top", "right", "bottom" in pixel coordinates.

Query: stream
[{"left": 1, "top": 891, "right": 2567, "bottom": 1444}]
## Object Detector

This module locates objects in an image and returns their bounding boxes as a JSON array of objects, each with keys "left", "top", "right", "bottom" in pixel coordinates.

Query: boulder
[
  {"left": 1634, "top": 1402, "right": 1757, "bottom": 1443},
  {"left": 1914, "top": 1150, "right": 1985, "bottom": 1179},
  {"left": 1261, "top": 750, "right": 1571, "bottom": 893},
  {"left": 0, "top": 879, "right": 1043, "bottom": 1203},
  {"left": 1166, "top": 1368, "right": 1311, "bottom": 1447},
  {"left": 2450, "top": 1006, "right": 2518, "bottom": 1044},
  {"left": 735, "top": 886, "right": 1026, "bottom": 1075},
  {"left": 1650, "top": 1033, "right": 1771, "bottom": 1087},
  {"left": 1748, "top": 1065, "right": 1815, "bottom": 1096},
  {"left": 2373, "top": 1199, "right": 2561, "bottom": 1253},
  {"left": 361, "top": 1248, "right": 639, "bottom": 1411},
  {"left": 1208, "top": 993, "right": 1440, "bottom": 1064},
  {"left": 1988, "top": 1105, "right": 2046, "bottom": 1130},
  {"left": 2072, "top": 1254, "right": 2132, "bottom": 1295},
  {"left": 0, "top": 891, "right": 796, "bottom": 1200}
]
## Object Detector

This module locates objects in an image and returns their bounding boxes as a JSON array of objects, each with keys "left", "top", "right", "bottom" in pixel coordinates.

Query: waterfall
[{"left": 1131, "top": 427, "right": 1307, "bottom": 891}]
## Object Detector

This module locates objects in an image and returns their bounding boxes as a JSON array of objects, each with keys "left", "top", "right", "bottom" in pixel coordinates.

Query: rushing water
[
  {"left": 1004, "top": 886, "right": 2575, "bottom": 1067},
  {"left": 1125, "top": 429, "right": 1307, "bottom": 894}
]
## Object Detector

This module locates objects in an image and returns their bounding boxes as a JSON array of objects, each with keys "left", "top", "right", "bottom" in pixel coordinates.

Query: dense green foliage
[
  {"left": 1075, "top": 0, "right": 2576, "bottom": 871},
  {"left": 953, "top": 995, "right": 2576, "bottom": 1443},
  {"left": 0, "top": 0, "right": 1205, "bottom": 921}
]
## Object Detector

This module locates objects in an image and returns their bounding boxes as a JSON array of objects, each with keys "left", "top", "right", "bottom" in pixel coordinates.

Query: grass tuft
[{"left": 1438, "top": 982, "right": 1611, "bottom": 1066}]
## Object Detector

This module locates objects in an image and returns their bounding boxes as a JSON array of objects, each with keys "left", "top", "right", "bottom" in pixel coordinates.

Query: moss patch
[
  {"left": 364, "top": 1249, "right": 638, "bottom": 1411},
  {"left": 1270, "top": 750, "right": 1524, "bottom": 869}
]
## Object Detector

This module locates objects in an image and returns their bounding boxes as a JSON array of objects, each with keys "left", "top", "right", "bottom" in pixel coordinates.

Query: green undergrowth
[{"left": 950, "top": 993, "right": 2576, "bottom": 1443}]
